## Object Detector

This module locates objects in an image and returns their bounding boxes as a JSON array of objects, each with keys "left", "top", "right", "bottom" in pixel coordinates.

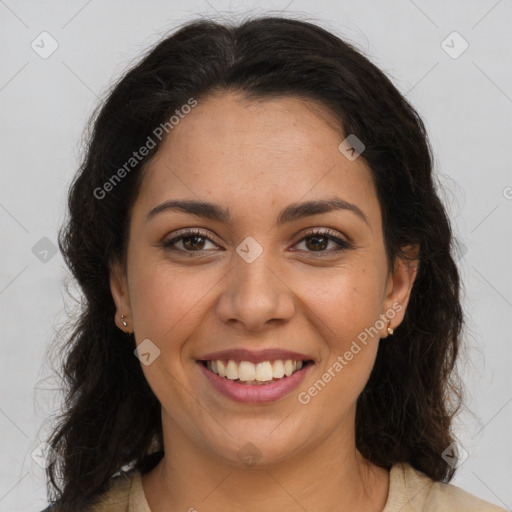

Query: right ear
[{"left": 110, "top": 258, "right": 132, "bottom": 332}]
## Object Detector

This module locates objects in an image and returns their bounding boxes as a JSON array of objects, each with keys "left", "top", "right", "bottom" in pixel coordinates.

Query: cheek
[
  {"left": 302, "top": 264, "right": 385, "bottom": 392},
  {"left": 302, "top": 279, "right": 383, "bottom": 413},
  {"left": 305, "top": 264, "right": 385, "bottom": 343},
  {"left": 127, "top": 254, "right": 221, "bottom": 342}
]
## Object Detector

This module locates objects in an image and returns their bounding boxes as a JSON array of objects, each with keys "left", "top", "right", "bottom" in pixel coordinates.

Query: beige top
[{"left": 90, "top": 462, "right": 507, "bottom": 511}]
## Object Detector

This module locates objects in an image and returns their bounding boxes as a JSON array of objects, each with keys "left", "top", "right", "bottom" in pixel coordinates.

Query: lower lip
[{"left": 197, "top": 361, "right": 313, "bottom": 403}]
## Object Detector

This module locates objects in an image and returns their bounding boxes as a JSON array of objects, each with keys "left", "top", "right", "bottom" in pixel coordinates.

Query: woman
[{"left": 42, "top": 16, "right": 506, "bottom": 512}]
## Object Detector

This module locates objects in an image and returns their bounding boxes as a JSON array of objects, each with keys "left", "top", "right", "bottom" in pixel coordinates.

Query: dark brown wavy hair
[{"left": 43, "top": 15, "right": 464, "bottom": 511}]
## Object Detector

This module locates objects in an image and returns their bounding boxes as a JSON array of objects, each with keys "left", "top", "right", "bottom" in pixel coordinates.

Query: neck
[{"left": 141, "top": 412, "right": 389, "bottom": 512}]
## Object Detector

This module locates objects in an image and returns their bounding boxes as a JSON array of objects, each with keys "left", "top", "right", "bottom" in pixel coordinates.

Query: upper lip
[{"left": 197, "top": 348, "right": 314, "bottom": 364}]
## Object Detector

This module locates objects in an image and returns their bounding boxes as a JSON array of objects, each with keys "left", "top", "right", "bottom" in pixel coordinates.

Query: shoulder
[
  {"left": 88, "top": 470, "right": 139, "bottom": 512},
  {"left": 40, "top": 470, "right": 141, "bottom": 512},
  {"left": 385, "top": 462, "right": 507, "bottom": 512}
]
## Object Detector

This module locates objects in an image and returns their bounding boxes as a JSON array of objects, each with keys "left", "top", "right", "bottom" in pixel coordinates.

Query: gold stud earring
[{"left": 387, "top": 320, "right": 394, "bottom": 336}]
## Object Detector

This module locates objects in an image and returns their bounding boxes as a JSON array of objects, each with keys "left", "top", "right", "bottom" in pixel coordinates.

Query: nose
[{"left": 216, "top": 251, "right": 295, "bottom": 332}]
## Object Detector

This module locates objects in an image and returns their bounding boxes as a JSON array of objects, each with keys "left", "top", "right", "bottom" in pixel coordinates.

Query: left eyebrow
[
  {"left": 275, "top": 197, "right": 369, "bottom": 228},
  {"left": 146, "top": 197, "right": 369, "bottom": 227}
]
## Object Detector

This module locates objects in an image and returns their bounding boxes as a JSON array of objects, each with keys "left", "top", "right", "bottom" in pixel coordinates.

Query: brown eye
[
  {"left": 162, "top": 229, "right": 218, "bottom": 254},
  {"left": 181, "top": 235, "right": 207, "bottom": 251},
  {"left": 304, "top": 234, "right": 329, "bottom": 251},
  {"left": 293, "top": 228, "right": 352, "bottom": 255}
]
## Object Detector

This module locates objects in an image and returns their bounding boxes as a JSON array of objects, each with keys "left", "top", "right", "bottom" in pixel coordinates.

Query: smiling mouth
[{"left": 198, "top": 359, "right": 314, "bottom": 385}]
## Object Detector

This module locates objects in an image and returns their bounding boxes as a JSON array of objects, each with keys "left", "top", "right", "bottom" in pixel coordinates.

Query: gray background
[{"left": 1, "top": 0, "right": 511, "bottom": 510}]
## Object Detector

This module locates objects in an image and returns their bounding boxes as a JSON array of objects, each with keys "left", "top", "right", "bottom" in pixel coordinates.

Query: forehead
[{"left": 136, "top": 91, "right": 379, "bottom": 226}]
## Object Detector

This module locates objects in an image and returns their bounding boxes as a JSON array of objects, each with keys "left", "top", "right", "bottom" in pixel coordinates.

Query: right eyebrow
[{"left": 146, "top": 199, "right": 230, "bottom": 223}]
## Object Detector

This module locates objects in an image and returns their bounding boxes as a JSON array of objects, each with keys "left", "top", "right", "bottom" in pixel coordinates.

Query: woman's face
[{"left": 111, "top": 91, "right": 417, "bottom": 467}]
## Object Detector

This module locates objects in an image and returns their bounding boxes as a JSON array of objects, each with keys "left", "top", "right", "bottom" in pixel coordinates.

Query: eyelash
[{"left": 162, "top": 228, "right": 352, "bottom": 257}]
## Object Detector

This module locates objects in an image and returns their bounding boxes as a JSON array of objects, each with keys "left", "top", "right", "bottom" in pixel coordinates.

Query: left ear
[
  {"left": 381, "top": 245, "right": 419, "bottom": 335},
  {"left": 110, "top": 257, "right": 133, "bottom": 333}
]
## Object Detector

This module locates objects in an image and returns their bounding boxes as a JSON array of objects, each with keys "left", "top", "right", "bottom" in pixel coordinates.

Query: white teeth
[
  {"left": 272, "top": 360, "right": 285, "bottom": 378},
  {"left": 226, "top": 360, "right": 239, "bottom": 380},
  {"left": 217, "top": 360, "right": 226, "bottom": 378},
  {"left": 205, "top": 358, "right": 307, "bottom": 382},
  {"left": 255, "top": 361, "right": 273, "bottom": 381},
  {"left": 238, "top": 361, "right": 256, "bottom": 381},
  {"left": 284, "top": 360, "right": 294, "bottom": 377}
]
